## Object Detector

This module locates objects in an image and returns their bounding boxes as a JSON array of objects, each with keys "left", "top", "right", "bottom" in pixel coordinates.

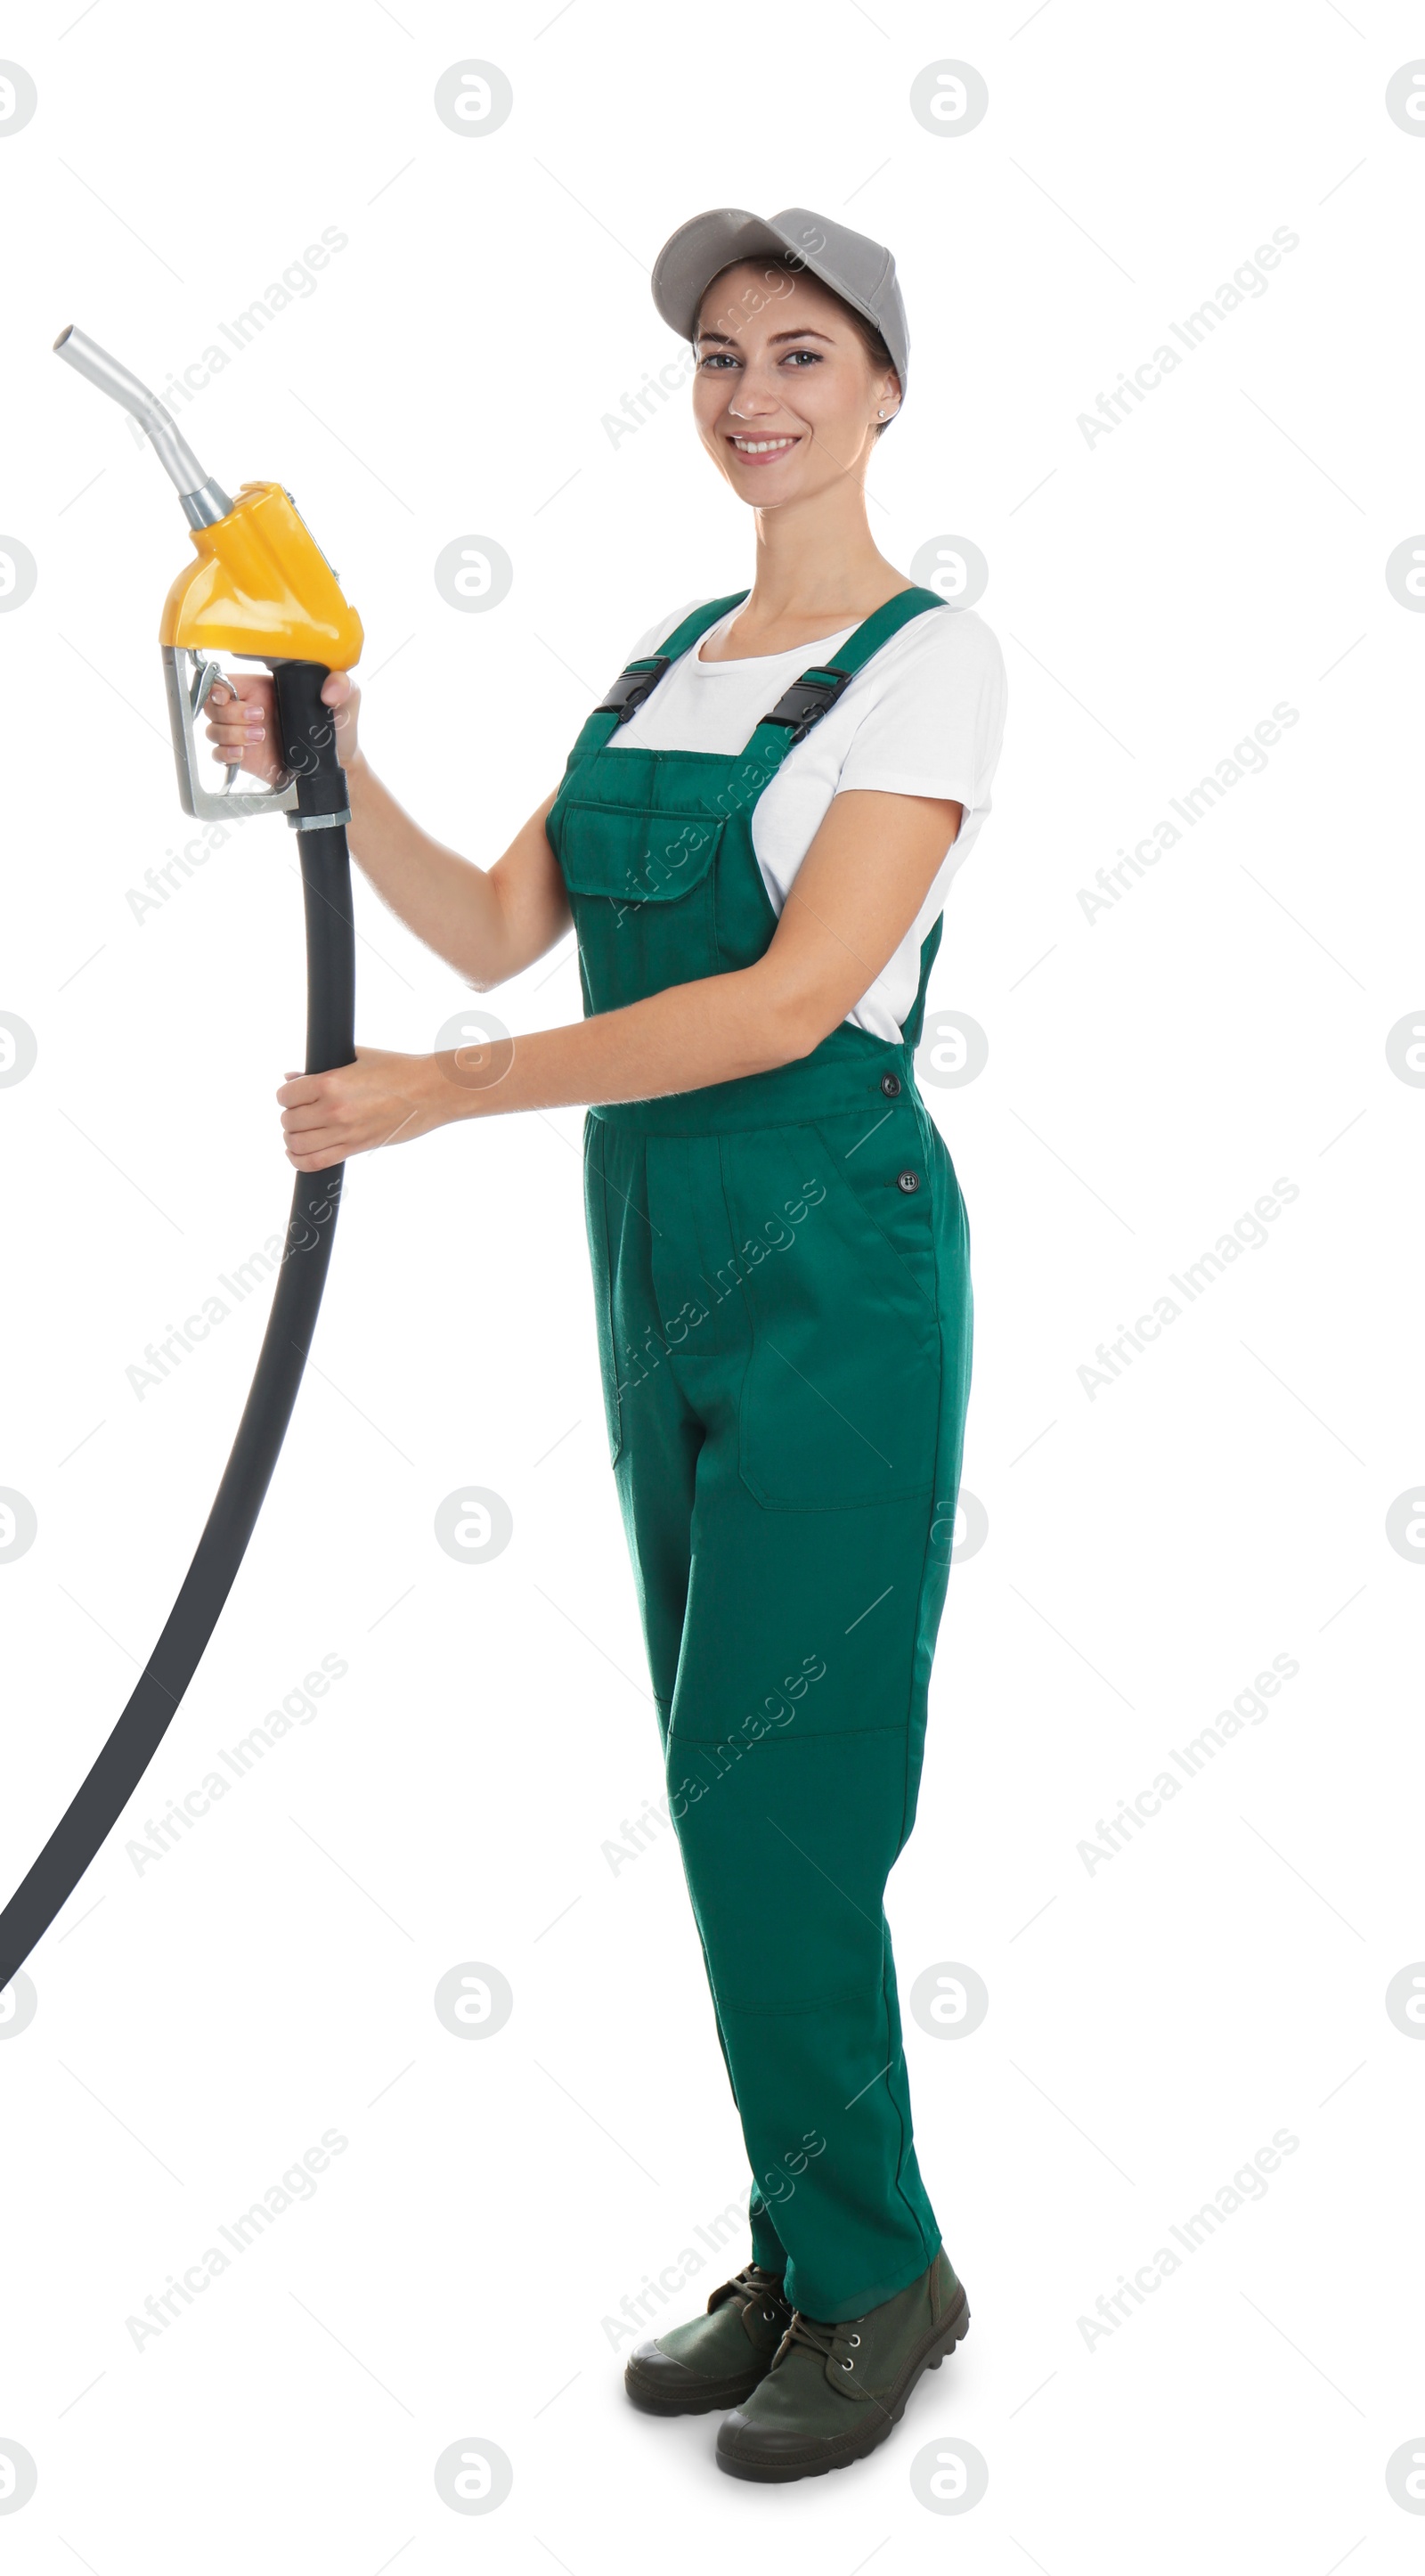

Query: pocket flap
[{"left": 558, "top": 802, "right": 726, "bottom": 906}]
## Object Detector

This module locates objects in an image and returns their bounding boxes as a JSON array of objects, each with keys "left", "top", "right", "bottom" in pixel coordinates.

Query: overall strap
[
  {"left": 740, "top": 583, "right": 948, "bottom": 764},
  {"left": 900, "top": 912, "right": 945, "bottom": 1052},
  {"left": 590, "top": 590, "right": 750, "bottom": 732}
]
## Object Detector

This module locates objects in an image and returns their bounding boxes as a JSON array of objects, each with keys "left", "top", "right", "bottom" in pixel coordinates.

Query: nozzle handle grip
[{"left": 271, "top": 659, "right": 350, "bottom": 824}]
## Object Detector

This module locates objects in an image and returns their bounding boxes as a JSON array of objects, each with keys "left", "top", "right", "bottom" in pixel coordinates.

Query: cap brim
[{"left": 651, "top": 208, "right": 799, "bottom": 344}]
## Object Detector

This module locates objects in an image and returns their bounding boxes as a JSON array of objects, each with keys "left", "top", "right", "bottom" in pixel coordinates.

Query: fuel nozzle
[
  {"left": 53, "top": 324, "right": 233, "bottom": 528},
  {"left": 53, "top": 319, "right": 362, "bottom": 820}
]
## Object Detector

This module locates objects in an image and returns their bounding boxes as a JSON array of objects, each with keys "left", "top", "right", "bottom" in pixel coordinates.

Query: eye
[
  {"left": 781, "top": 349, "right": 821, "bottom": 366},
  {"left": 696, "top": 351, "right": 737, "bottom": 370}
]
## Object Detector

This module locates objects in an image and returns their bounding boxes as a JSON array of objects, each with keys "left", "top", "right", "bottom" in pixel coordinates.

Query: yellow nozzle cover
[{"left": 159, "top": 481, "right": 363, "bottom": 667}]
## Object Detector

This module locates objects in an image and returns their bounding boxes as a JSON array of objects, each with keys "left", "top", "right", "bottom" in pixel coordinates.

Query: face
[{"left": 691, "top": 260, "right": 900, "bottom": 502}]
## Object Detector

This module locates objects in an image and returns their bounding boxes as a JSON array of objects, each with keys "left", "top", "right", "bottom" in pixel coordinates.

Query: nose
[{"left": 728, "top": 371, "right": 786, "bottom": 421}]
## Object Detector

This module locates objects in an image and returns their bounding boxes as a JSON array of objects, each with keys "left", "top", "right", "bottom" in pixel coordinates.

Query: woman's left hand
[{"left": 278, "top": 1047, "right": 448, "bottom": 1171}]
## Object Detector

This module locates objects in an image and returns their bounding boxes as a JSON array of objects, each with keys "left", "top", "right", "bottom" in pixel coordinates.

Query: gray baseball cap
[{"left": 651, "top": 205, "right": 908, "bottom": 412}]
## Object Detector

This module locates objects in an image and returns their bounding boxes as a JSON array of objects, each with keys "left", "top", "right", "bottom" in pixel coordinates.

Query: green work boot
[
  {"left": 716, "top": 2246, "right": 969, "bottom": 2482},
  {"left": 624, "top": 2263, "right": 793, "bottom": 2416}
]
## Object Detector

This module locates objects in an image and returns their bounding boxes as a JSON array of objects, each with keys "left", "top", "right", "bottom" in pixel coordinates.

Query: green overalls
[{"left": 545, "top": 586, "right": 973, "bottom": 2323}]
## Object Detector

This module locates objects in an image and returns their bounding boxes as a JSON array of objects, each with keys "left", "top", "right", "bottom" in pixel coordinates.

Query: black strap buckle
[
  {"left": 594, "top": 656, "right": 671, "bottom": 724},
  {"left": 761, "top": 664, "right": 855, "bottom": 746}
]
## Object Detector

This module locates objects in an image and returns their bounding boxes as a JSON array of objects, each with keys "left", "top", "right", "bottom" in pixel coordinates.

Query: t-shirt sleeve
[{"left": 835, "top": 609, "right": 1008, "bottom": 824}]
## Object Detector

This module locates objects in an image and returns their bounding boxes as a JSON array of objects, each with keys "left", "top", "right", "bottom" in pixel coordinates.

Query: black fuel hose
[{"left": 0, "top": 662, "right": 354, "bottom": 1987}]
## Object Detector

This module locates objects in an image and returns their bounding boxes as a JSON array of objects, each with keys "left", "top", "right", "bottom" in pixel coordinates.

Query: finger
[
  {"left": 205, "top": 709, "right": 267, "bottom": 748},
  {"left": 282, "top": 1115, "right": 346, "bottom": 1145},
  {"left": 206, "top": 689, "right": 265, "bottom": 724},
  {"left": 205, "top": 696, "right": 265, "bottom": 723},
  {"left": 320, "top": 671, "right": 351, "bottom": 706},
  {"left": 280, "top": 1079, "right": 345, "bottom": 1122},
  {"left": 285, "top": 1127, "right": 349, "bottom": 1163}
]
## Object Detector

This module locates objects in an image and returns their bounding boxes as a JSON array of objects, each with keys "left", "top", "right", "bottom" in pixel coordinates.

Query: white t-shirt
[{"left": 605, "top": 595, "right": 1007, "bottom": 1040}]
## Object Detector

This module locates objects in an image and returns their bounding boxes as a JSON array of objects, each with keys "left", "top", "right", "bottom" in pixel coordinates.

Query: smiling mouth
[{"left": 728, "top": 433, "right": 801, "bottom": 457}]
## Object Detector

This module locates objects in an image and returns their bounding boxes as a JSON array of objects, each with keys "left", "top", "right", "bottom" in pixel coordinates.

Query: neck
[{"left": 739, "top": 467, "right": 902, "bottom": 627}]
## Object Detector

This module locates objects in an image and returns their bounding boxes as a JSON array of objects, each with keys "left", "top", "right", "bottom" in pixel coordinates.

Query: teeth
[{"left": 732, "top": 436, "right": 796, "bottom": 453}]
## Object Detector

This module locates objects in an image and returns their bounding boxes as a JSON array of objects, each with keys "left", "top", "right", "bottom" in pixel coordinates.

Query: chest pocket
[{"left": 553, "top": 800, "right": 728, "bottom": 1013}]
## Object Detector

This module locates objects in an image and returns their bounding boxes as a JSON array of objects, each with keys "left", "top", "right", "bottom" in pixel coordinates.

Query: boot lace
[
  {"left": 711, "top": 2263, "right": 790, "bottom": 2326},
  {"left": 776, "top": 2307, "right": 866, "bottom": 2373}
]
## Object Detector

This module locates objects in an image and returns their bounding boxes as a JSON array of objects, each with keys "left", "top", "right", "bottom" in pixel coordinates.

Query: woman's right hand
[
  {"left": 203, "top": 672, "right": 282, "bottom": 784},
  {"left": 203, "top": 668, "right": 362, "bottom": 782}
]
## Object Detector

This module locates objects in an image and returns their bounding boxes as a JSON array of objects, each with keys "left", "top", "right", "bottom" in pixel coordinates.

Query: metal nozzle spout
[{"left": 54, "top": 324, "right": 233, "bottom": 528}]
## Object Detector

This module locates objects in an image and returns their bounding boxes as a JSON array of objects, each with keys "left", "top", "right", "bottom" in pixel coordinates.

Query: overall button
[
  {"left": 880, "top": 1072, "right": 902, "bottom": 1097},
  {"left": 896, "top": 1169, "right": 921, "bottom": 1194}
]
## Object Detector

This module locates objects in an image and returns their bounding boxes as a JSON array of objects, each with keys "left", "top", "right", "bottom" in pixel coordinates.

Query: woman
[{"left": 207, "top": 204, "right": 1006, "bottom": 2483}]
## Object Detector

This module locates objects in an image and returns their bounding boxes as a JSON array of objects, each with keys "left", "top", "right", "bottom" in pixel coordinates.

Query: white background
[{"left": 2, "top": 3, "right": 1423, "bottom": 2567}]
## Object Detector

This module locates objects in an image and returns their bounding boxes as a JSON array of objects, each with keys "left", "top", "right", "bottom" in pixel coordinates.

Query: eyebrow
[{"left": 695, "top": 326, "right": 835, "bottom": 347}]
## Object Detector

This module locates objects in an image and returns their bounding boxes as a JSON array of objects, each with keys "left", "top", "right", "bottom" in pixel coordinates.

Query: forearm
[
  {"left": 450, "top": 962, "right": 809, "bottom": 1121},
  {"left": 279, "top": 781, "right": 966, "bottom": 1178},
  {"left": 278, "top": 963, "right": 818, "bottom": 1170},
  {"left": 344, "top": 752, "right": 517, "bottom": 984}
]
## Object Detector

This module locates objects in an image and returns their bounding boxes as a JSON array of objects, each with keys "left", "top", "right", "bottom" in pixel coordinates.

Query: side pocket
[
  {"left": 723, "top": 1124, "right": 941, "bottom": 1511},
  {"left": 810, "top": 1112, "right": 941, "bottom": 1330},
  {"left": 582, "top": 1117, "right": 624, "bottom": 1469}
]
